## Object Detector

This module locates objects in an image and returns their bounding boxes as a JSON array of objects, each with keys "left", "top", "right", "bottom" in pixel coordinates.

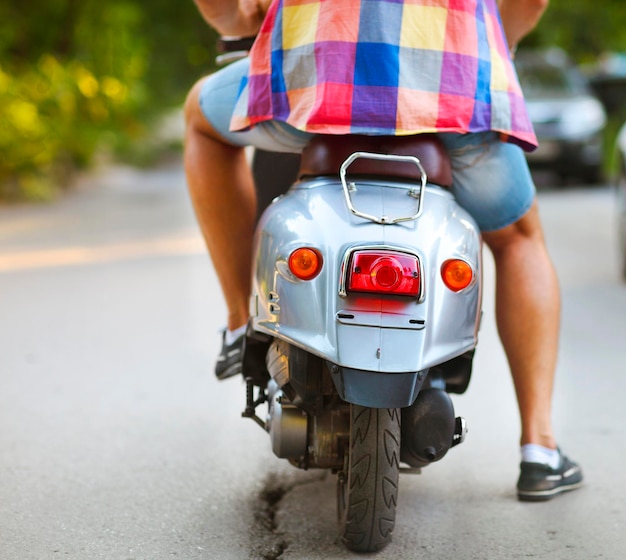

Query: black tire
[{"left": 337, "top": 405, "right": 401, "bottom": 553}]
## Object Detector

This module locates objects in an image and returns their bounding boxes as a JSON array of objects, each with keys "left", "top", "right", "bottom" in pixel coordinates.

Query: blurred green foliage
[
  {"left": 531, "top": 0, "right": 626, "bottom": 64},
  {"left": 2, "top": 0, "right": 626, "bottom": 200},
  {"left": 0, "top": 0, "right": 218, "bottom": 200}
]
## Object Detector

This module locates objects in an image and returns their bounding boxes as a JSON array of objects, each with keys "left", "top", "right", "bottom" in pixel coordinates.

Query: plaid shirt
[{"left": 230, "top": 0, "right": 537, "bottom": 151}]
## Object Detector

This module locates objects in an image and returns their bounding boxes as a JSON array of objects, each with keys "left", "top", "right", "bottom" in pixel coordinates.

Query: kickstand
[{"left": 241, "top": 377, "right": 268, "bottom": 430}]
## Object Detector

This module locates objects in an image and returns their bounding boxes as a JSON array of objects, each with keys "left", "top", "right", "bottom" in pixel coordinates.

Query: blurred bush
[
  {"left": 530, "top": 1, "right": 626, "bottom": 65},
  {"left": 0, "top": 0, "right": 217, "bottom": 201}
]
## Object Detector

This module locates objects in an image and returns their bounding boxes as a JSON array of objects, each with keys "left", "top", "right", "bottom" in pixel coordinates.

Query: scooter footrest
[{"left": 451, "top": 416, "right": 468, "bottom": 447}]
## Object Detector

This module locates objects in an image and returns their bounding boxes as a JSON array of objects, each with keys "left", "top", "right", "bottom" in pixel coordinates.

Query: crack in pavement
[{"left": 249, "top": 471, "right": 328, "bottom": 560}]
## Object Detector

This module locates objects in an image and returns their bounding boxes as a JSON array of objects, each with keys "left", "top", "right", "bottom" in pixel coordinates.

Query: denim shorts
[{"left": 199, "top": 58, "right": 536, "bottom": 232}]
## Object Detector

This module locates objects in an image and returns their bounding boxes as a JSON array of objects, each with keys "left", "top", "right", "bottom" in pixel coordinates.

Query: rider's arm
[
  {"left": 193, "top": 0, "right": 272, "bottom": 37},
  {"left": 498, "top": 0, "right": 549, "bottom": 52}
]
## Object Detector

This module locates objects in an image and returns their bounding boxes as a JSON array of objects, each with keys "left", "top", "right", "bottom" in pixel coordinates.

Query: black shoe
[
  {"left": 215, "top": 330, "right": 244, "bottom": 380},
  {"left": 517, "top": 451, "right": 583, "bottom": 502}
]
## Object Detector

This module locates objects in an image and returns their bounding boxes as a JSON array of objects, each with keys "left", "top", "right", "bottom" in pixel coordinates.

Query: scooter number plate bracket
[{"left": 339, "top": 151, "right": 427, "bottom": 224}]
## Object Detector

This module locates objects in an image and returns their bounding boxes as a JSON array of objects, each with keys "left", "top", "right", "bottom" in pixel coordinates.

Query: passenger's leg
[
  {"left": 481, "top": 202, "right": 559, "bottom": 449},
  {"left": 183, "top": 59, "right": 312, "bottom": 339},
  {"left": 184, "top": 77, "right": 256, "bottom": 332},
  {"left": 441, "top": 132, "right": 581, "bottom": 498},
  {"left": 440, "top": 132, "right": 558, "bottom": 449}
]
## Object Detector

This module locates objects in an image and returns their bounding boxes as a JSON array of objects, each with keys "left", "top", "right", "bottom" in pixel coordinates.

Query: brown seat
[{"left": 299, "top": 134, "right": 453, "bottom": 187}]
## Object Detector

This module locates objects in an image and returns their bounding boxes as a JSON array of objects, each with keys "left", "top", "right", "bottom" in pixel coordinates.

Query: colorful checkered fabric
[{"left": 230, "top": 0, "right": 537, "bottom": 151}]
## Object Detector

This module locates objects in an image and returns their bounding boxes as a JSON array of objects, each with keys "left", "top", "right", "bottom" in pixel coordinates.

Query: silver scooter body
[{"left": 249, "top": 153, "right": 482, "bottom": 408}]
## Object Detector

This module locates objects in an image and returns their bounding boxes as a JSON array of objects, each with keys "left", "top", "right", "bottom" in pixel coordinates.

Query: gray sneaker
[
  {"left": 517, "top": 451, "right": 583, "bottom": 501},
  {"left": 215, "top": 331, "right": 244, "bottom": 380}
]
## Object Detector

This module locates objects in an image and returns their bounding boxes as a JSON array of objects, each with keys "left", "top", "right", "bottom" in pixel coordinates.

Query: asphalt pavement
[{"left": 1, "top": 161, "right": 625, "bottom": 559}]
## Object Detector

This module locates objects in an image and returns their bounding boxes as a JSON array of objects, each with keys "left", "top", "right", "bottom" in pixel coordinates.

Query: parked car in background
[
  {"left": 516, "top": 49, "right": 607, "bottom": 184},
  {"left": 615, "top": 122, "right": 626, "bottom": 281},
  {"left": 585, "top": 52, "right": 626, "bottom": 115}
]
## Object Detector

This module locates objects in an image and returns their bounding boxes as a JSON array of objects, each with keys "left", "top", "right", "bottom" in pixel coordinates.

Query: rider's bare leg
[
  {"left": 184, "top": 78, "right": 255, "bottom": 332},
  {"left": 481, "top": 201, "right": 559, "bottom": 450}
]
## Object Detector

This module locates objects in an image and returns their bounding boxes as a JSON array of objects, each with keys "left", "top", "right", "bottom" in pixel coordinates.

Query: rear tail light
[
  {"left": 288, "top": 247, "right": 323, "bottom": 280},
  {"left": 347, "top": 250, "right": 420, "bottom": 297},
  {"left": 441, "top": 259, "right": 474, "bottom": 292}
]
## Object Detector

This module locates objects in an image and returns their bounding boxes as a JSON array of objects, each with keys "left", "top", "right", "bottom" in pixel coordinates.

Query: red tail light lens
[
  {"left": 348, "top": 250, "right": 420, "bottom": 296},
  {"left": 441, "top": 259, "right": 474, "bottom": 292},
  {"left": 288, "top": 247, "right": 323, "bottom": 280}
]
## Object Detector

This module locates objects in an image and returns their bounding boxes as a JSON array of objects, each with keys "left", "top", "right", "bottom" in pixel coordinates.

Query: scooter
[
  {"left": 240, "top": 134, "right": 482, "bottom": 552},
  {"left": 217, "top": 40, "right": 483, "bottom": 554}
]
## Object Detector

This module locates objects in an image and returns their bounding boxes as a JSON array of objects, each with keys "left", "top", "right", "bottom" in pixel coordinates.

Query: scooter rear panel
[{"left": 250, "top": 176, "right": 482, "bottom": 376}]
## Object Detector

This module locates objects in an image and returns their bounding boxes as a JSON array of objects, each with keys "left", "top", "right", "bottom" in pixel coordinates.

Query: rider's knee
[
  {"left": 184, "top": 77, "right": 232, "bottom": 147},
  {"left": 184, "top": 78, "right": 209, "bottom": 133},
  {"left": 482, "top": 200, "right": 546, "bottom": 255}
]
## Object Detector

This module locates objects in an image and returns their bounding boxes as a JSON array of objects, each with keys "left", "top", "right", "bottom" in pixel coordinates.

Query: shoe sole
[
  {"left": 215, "top": 362, "right": 242, "bottom": 380},
  {"left": 517, "top": 480, "right": 584, "bottom": 502}
]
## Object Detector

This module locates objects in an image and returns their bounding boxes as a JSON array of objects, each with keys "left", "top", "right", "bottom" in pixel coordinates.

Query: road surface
[{"left": 0, "top": 162, "right": 625, "bottom": 559}]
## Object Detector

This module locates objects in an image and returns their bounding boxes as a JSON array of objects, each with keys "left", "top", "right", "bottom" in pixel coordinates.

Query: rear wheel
[{"left": 337, "top": 405, "right": 401, "bottom": 553}]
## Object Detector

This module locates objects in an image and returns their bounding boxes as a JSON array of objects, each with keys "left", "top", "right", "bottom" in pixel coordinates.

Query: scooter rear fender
[{"left": 249, "top": 176, "right": 482, "bottom": 406}]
